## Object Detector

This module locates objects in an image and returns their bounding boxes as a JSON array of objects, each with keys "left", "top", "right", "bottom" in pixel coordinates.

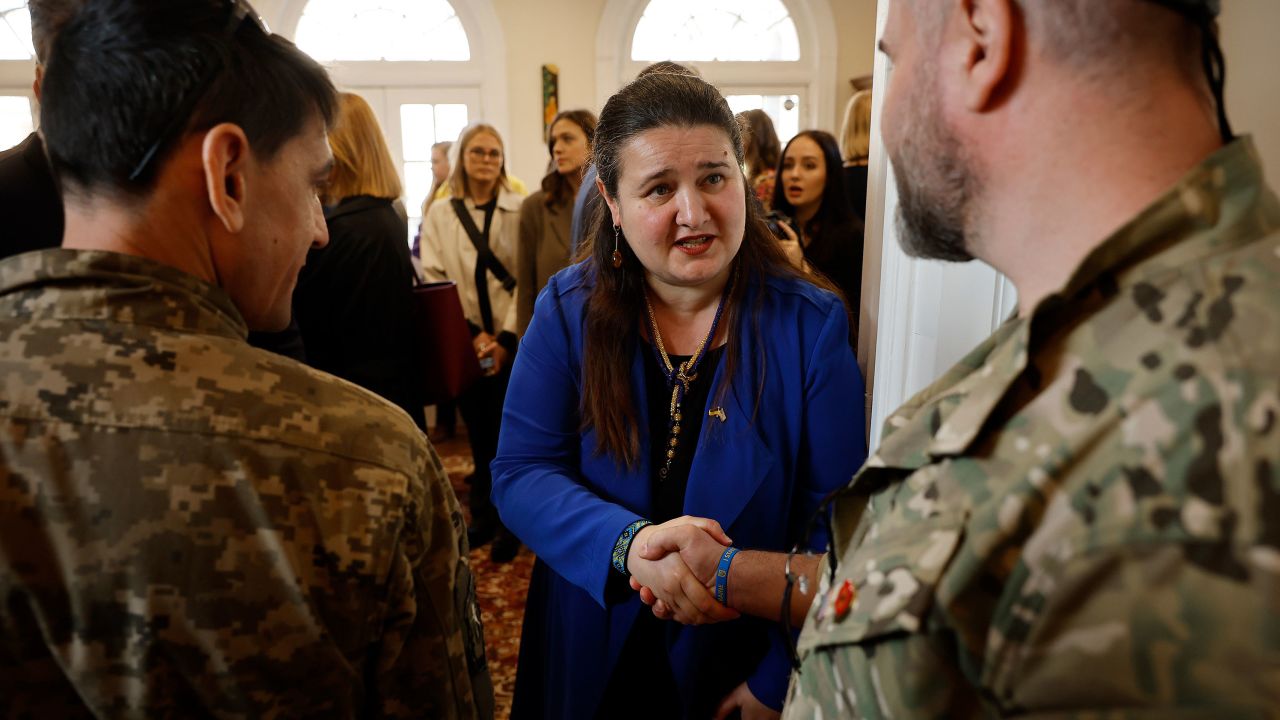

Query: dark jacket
[
  {"left": 0, "top": 133, "right": 63, "bottom": 257},
  {"left": 803, "top": 217, "right": 864, "bottom": 341},
  {"left": 294, "top": 195, "right": 425, "bottom": 430}
]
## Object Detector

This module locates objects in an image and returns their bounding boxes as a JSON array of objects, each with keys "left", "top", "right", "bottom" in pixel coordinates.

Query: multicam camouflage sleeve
[{"left": 372, "top": 442, "right": 494, "bottom": 720}]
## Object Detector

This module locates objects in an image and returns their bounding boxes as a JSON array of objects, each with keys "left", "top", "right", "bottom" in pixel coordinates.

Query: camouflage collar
[
  {"left": 868, "top": 136, "right": 1273, "bottom": 468},
  {"left": 0, "top": 249, "right": 249, "bottom": 339},
  {"left": 1051, "top": 137, "right": 1265, "bottom": 306}
]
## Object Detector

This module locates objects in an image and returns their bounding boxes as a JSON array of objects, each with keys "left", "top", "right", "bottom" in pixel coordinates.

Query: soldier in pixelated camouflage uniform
[
  {"left": 0, "top": 1, "right": 492, "bottom": 718},
  {"left": 785, "top": 0, "right": 1280, "bottom": 717}
]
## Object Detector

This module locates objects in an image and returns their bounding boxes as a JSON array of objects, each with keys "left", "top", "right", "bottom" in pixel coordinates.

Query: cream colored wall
[
  {"left": 1221, "top": 0, "right": 1280, "bottom": 178},
  {"left": 830, "top": 0, "right": 879, "bottom": 136},
  {"left": 490, "top": 0, "right": 608, "bottom": 191}
]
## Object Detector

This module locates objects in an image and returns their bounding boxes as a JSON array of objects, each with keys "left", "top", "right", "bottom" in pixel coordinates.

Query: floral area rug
[{"left": 434, "top": 431, "right": 533, "bottom": 720}]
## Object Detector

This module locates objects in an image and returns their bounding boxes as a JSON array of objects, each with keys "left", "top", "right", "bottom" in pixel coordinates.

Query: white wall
[
  {"left": 1221, "top": 0, "right": 1280, "bottom": 179},
  {"left": 859, "top": 0, "right": 1280, "bottom": 448}
]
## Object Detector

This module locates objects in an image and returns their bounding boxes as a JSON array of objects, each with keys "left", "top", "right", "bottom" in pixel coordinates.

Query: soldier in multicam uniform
[
  {"left": 0, "top": 1, "right": 492, "bottom": 718},
  {"left": 784, "top": 0, "right": 1280, "bottom": 716},
  {"left": 630, "top": 0, "right": 1280, "bottom": 717}
]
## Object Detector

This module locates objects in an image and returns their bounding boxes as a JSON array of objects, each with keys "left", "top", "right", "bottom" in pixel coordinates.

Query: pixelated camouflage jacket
[
  {"left": 0, "top": 249, "right": 493, "bottom": 719},
  {"left": 785, "top": 139, "right": 1280, "bottom": 718}
]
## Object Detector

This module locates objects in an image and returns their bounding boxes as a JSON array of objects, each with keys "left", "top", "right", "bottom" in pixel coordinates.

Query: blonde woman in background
[
  {"left": 421, "top": 122, "right": 527, "bottom": 563},
  {"left": 838, "top": 89, "right": 873, "bottom": 222},
  {"left": 413, "top": 140, "right": 452, "bottom": 272},
  {"left": 292, "top": 92, "right": 425, "bottom": 430},
  {"left": 416, "top": 140, "right": 461, "bottom": 443}
]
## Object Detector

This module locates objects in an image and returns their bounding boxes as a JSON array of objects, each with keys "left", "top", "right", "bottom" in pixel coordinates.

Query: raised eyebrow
[
  {"left": 699, "top": 160, "right": 732, "bottom": 171},
  {"left": 638, "top": 167, "right": 674, "bottom": 186}
]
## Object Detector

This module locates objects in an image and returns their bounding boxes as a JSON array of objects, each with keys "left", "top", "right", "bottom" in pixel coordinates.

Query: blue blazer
[{"left": 492, "top": 263, "right": 867, "bottom": 718}]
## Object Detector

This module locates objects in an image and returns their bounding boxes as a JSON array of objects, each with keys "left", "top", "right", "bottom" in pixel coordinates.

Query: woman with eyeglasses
[{"left": 421, "top": 122, "right": 527, "bottom": 563}]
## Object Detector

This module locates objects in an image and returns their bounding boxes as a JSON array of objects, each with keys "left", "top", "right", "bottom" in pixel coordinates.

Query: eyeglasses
[
  {"left": 127, "top": 0, "right": 269, "bottom": 182},
  {"left": 467, "top": 147, "right": 503, "bottom": 161}
]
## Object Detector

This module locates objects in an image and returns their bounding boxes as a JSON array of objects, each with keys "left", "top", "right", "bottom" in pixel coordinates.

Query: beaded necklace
[{"left": 643, "top": 280, "right": 731, "bottom": 481}]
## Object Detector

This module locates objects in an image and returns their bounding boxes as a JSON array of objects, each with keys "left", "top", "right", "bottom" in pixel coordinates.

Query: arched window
[
  {"left": 294, "top": 0, "right": 469, "bottom": 62},
  {"left": 0, "top": 4, "right": 34, "bottom": 147},
  {"left": 598, "top": 0, "right": 836, "bottom": 146},
  {"left": 631, "top": 0, "right": 799, "bottom": 62},
  {"left": 0, "top": 4, "right": 32, "bottom": 60},
  {"left": 282, "top": 0, "right": 508, "bottom": 243}
]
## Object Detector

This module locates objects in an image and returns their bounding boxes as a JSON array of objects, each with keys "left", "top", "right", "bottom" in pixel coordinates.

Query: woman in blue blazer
[{"left": 492, "top": 67, "right": 867, "bottom": 719}]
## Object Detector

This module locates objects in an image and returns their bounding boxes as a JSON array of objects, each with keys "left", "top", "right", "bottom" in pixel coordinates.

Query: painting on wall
[{"left": 542, "top": 64, "right": 559, "bottom": 138}]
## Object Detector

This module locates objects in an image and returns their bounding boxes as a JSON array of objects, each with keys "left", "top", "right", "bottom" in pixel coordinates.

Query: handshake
[{"left": 624, "top": 515, "right": 743, "bottom": 626}]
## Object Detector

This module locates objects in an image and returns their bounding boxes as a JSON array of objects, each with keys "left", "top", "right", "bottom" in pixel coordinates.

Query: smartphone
[
  {"left": 765, "top": 211, "right": 790, "bottom": 238},
  {"left": 479, "top": 356, "right": 496, "bottom": 371}
]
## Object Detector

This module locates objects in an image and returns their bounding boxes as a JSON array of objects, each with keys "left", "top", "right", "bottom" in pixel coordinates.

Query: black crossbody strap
[{"left": 451, "top": 199, "right": 517, "bottom": 293}]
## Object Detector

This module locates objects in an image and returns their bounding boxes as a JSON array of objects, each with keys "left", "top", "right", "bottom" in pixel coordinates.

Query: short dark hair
[
  {"left": 28, "top": 0, "right": 80, "bottom": 63},
  {"left": 41, "top": 0, "right": 337, "bottom": 200}
]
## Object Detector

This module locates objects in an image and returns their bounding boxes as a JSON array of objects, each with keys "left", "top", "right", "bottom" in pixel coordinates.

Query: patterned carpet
[{"left": 434, "top": 431, "right": 533, "bottom": 720}]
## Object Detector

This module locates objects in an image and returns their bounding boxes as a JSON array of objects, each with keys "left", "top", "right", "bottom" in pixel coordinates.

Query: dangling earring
[{"left": 612, "top": 225, "right": 623, "bottom": 269}]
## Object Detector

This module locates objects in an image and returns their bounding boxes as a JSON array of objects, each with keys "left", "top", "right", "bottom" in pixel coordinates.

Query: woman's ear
[
  {"left": 597, "top": 177, "right": 622, "bottom": 227},
  {"left": 202, "top": 123, "right": 250, "bottom": 233}
]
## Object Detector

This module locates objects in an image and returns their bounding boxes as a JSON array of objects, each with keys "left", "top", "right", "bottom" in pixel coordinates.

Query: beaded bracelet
[
  {"left": 714, "top": 546, "right": 740, "bottom": 605},
  {"left": 611, "top": 519, "right": 653, "bottom": 576}
]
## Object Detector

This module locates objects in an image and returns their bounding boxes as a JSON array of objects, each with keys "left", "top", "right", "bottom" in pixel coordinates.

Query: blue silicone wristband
[{"left": 714, "top": 546, "right": 740, "bottom": 605}]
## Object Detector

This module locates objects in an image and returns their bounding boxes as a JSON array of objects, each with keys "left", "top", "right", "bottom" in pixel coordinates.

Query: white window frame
[
  {"left": 0, "top": 59, "right": 35, "bottom": 133},
  {"left": 595, "top": 0, "right": 838, "bottom": 132},
  {"left": 860, "top": 0, "right": 1018, "bottom": 447},
  {"left": 265, "top": 0, "right": 509, "bottom": 141}
]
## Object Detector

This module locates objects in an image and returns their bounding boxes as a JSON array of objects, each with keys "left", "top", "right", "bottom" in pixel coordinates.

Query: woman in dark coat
[
  {"left": 293, "top": 92, "right": 424, "bottom": 429},
  {"left": 772, "top": 130, "right": 864, "bottom": 338}
]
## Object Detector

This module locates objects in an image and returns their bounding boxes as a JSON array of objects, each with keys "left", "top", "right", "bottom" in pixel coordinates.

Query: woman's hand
[
  {"left": 714, "top": 682, "right": 779, "bottom": 720},
  {"left": 774, "top": 221, "right": 805, "bottom": 270},
  {"left": 626, "top": 516, "right": 737, "bottom": 625},
  {"left": 473, "top": 332, "right": 509, "bottom": 375}
]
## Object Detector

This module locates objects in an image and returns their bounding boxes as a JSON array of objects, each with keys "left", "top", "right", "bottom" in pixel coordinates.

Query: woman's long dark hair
[
  {"left": 581, "top": 69, "right": 826, "bottom": 468},
  {"left": 772, "top": 130, "right": 863, "bottom": 316},
  {"left": 541, "top": 109, "right": 598, "bottom": 208},
  {"left": 772, "top": 130, "right": 857, "bottom": 245}
]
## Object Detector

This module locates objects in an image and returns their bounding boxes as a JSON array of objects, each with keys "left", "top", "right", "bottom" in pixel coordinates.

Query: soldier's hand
[{"left": 637, "top": 518, "right": 733, "bottom": 584}]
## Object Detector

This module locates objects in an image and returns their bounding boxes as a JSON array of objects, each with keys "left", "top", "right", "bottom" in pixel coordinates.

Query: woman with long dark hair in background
[
  {"left": 772, "top": 129, "right": 864, "bottom": 335},
  {"left": 515, "top": 109, "right": 597, "bottom": 334}
]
